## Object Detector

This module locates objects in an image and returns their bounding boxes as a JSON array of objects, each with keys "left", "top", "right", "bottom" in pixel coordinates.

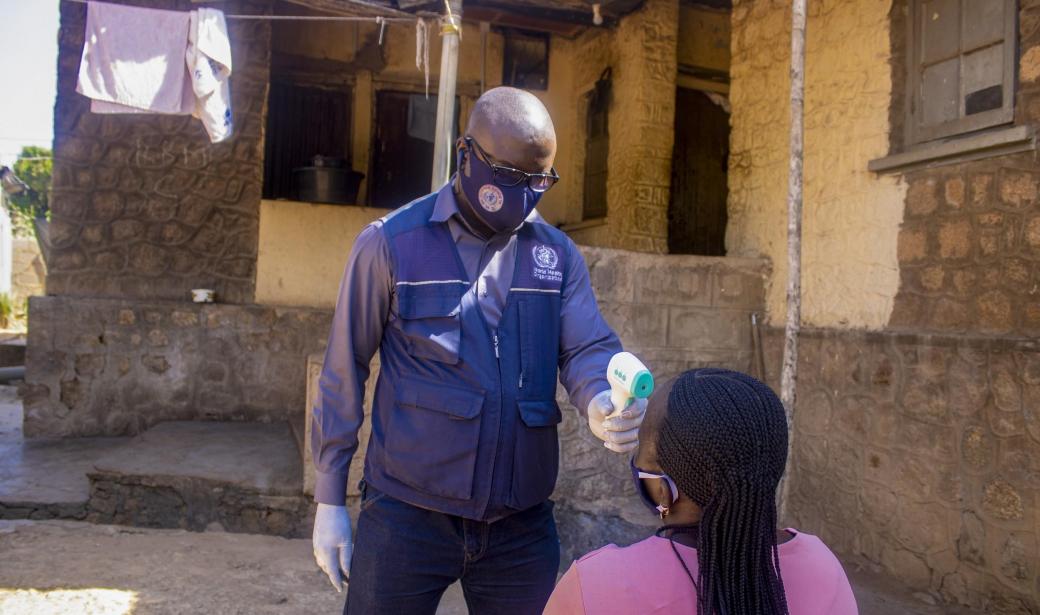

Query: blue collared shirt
[{"left": 312, "top": 183, "right": 620, "bottom": 506}]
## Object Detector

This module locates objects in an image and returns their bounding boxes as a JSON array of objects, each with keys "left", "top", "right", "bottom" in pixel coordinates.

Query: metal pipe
[
  {"left": 431, "top": 0, "right": 463, "bottom": 192},
  {"left": 480, "top": 21, "right": 489, "bottom": 94},
  {"left": 0, "top": 366, "right": 25, "bottom": 383}
]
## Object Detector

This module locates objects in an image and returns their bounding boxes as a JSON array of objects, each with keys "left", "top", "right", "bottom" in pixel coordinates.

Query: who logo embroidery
[
  {"left": 477, "top": 184, "right": 504, "bottom": 212},
  {"left": 532, "top": 245, "right": 562, "bottom": 282}
]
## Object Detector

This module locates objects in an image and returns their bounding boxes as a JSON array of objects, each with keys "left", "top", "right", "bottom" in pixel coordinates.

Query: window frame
[{"left": 905, "top": 0, "right": 1018, "bottom": 145}]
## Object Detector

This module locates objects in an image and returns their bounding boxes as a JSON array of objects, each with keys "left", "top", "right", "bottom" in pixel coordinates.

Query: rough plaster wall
[
  {"left": 677, "top": 4, "right": 730, "bottom": 71},
  {"left": 567, "top": 0, "right": 679, "bottom": 253},
  {"left": 254, "top": 201, "right": 382, "bottom": 308},
  {"left": 47, "top": 0, "right": 270, "bottom": 304},
  {"left": 727, "top": 0, "right": 907, "bottom": 329}
]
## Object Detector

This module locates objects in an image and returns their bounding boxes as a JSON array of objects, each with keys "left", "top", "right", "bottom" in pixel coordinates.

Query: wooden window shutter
[{"left": 908, "top": 0, "right": 1016, "bottom": 144}]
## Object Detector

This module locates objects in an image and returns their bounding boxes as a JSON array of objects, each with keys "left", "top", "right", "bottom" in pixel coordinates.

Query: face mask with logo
[{"left": 456, "top": 140, "right": 545, "bottom": 235}]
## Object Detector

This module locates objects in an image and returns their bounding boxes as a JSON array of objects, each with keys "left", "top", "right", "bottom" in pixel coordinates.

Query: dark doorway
[
  {"left": 263, "top": 82, "right": 352, "bottom": 201},
  {"left": 370, "top": 91, "right": 458, "bottom": 209},
  {"left": 668, "top": 88, "right": 729, "bottom": 256}
]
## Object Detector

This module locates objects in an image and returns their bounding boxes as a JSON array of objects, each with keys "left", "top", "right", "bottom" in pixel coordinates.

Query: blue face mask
[{"left": 457, "top": 142, "right": 544, "bottom": 235}]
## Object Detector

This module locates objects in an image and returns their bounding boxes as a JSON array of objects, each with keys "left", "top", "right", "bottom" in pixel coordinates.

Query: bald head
[{"left": 461, "top": 87, "right": 556, "bottom": 173}]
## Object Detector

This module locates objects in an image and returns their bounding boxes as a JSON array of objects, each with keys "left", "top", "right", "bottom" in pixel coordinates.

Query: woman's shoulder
[
  {"left": 780, "top": 528, "right": 859, "bottom": 612},
  {"left": 572, "top": 535, "right": 673, "bottom": 572}
]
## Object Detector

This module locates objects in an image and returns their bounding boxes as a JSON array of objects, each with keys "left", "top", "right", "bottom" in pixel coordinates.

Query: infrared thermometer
[{"left": 606, "top": 352, "right": 655, "bottom": 417}]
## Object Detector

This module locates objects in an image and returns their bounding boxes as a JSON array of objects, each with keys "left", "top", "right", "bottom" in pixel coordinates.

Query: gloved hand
[
  {"left": 312, "top": 503, "right": 353, "bottom": 592},
  {"left": 587, "top": 389, "right": 647, "bottom": 453}
]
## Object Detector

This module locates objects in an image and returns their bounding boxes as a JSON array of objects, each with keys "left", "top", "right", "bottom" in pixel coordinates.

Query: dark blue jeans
[{"left": 344, "top": 481, "right": 560, "bottom": 615}]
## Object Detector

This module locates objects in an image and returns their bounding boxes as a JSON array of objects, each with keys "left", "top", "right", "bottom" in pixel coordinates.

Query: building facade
[{"left": 26, "top": 0, "right": 1040, "bottom": 610}]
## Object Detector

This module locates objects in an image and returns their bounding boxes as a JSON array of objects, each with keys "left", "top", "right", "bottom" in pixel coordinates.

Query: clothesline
[{"left": 62, "top": 0, "right": 418, "bottom": 23}]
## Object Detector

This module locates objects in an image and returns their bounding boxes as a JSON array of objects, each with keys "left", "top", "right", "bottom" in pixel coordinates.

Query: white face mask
[{"left": 631, "top": 456, "right": 680, "bottom": 519}]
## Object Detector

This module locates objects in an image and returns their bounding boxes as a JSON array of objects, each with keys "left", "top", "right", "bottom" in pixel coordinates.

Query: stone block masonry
[
  {"left": 552, "top": 248, "right": 768, "bottom": 563},
  {"left": 22, "top": 296, "right": 331, "bottom": 438},
  {"left": 46, "top": 0, "right": 271, "bottom": 304},
  {"left": 762, "top": 328, "right": 1040, "bottom": 612},
  {"left": 889, "top": 0, "right": 1040, "bottom": 338}
]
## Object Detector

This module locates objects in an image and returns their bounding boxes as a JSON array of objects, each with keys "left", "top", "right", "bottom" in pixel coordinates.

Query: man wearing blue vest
[{"left": 310, "top": 87, "right": 645, "bottom": 614}]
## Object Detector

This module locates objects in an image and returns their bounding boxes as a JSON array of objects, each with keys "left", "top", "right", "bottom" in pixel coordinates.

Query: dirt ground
[
  {"left": 0, "top": 518, "right": 961, "bottom": 615},
  {"left": 0, "top": 519, "right": 469, "bottom": 615}
]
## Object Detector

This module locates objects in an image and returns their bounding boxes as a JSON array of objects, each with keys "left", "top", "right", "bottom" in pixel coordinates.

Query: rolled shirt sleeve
[
  {"left": 557, "top": 239, "right": 623, "bottom": 416},
  {"left": 310, "top": 223, "right": 391, "bottom": 506}
]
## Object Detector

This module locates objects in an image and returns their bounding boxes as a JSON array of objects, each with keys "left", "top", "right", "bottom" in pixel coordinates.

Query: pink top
[{"left": 544, "top": 529, "right": 858, "bottom": 615}]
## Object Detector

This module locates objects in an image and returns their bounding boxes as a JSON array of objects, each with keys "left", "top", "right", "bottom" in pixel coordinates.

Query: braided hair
[{"left": 656, "top": 368, "right": 790, "bottom": 615}]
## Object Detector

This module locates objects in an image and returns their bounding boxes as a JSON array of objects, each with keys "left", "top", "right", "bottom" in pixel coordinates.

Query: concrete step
[
  {"left": 86, "top": 421, "right": 315, "bottom": 538},
  {"left": 0, "top": 436, "right": 125, "bottom": 521}
]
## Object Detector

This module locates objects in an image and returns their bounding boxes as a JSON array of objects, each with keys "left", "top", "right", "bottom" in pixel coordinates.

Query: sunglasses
[
  {"left": 466, "top": 136, "right": 560, "bottom": 193},
  {"left": 630, "top": 455, "right": 679, "bottom": 519}
]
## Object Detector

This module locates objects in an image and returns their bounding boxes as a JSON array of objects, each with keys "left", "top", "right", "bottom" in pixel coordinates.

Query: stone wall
[
  {"left": 47, "top": 0, "right": 271, "bottom": 304},
  {"left": 726, "top": 0, "right": 906, "bottom": 328},
  {"left": 890, "top": 0, "right": 1040, "bottom": 338},
  {"left": 22, "top": 296, "right": 330, "bottom": 438},
  {"left": 554, "top": 247, "right": 767, "bottom": 562},
  {"left": 767, "top": 329, "right": 1040, "bottom": 612}
]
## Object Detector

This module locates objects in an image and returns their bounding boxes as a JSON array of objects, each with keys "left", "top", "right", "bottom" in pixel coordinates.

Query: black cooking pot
[{"left": 293, "top": 156, "right": 364, "bottom": 205}]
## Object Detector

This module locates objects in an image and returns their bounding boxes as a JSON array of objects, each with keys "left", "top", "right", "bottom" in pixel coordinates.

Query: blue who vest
[{"left": 363, "top": 191, "right": 569, "bottom": 520}]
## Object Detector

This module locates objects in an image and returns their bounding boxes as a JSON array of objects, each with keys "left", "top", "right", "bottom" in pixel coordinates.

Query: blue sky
[{"left": 0, "top": 1, "right": 60, "bottom": 166}]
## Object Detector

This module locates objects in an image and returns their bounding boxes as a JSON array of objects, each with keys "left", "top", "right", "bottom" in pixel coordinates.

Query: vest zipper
[{"left": 493, "top": 332, "right": 500, "bottom": 359}]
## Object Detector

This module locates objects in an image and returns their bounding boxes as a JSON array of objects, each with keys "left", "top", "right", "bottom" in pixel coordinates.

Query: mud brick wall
[
  {"left": 761, "top": 329, "right": 1040, "bottom": 612},
  {"left": 22, "top": 295, "right": 330, "bottom": 438},
  {"left": 890, "top": 0, "right": 1040, "bottom": 337},
  {"left": 47, "top": 0, "right": 271, "bottom": 304}
]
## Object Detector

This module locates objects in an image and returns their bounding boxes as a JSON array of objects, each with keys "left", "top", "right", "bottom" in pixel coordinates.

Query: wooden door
[
  {"left": 370, "top": 91, "right": 457, "bottom": 209},
  {"left": 668, "top": 88, "right": 729, "bottom": 256}
]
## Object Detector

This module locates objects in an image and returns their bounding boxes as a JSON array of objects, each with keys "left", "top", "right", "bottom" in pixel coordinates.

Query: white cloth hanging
[
  {"left": 415, "top": 18, "right": 430, "bottom": 98},
  {"left": 76, "top": 1, "right": 193, "bottom": 114},
  {"left": 76, "top": 1, "right": 234, "bottom": 143},
  {"left": 186, "top": 8, "right": 233, "bottom": 142}
]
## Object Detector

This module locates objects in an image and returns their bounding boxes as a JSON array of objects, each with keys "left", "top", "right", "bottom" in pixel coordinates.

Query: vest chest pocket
[
  {"left": 384, "top": 376, "right": 485, "bottom": 501},
  {"left": 396, "top": 286, "right": 464, "bottom": 365},
  {"left": 517, "top": 294, "right": 562, "bottom": 399}
]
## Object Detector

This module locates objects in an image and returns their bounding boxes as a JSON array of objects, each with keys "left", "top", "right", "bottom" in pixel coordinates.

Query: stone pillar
[{"left": 605, "top": 0, "right": 678, "bottom": 253}]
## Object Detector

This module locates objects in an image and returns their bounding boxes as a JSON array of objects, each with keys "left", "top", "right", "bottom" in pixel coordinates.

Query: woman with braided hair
[{"left": 544, "top": 368, "right": 857, "bottom": 614}]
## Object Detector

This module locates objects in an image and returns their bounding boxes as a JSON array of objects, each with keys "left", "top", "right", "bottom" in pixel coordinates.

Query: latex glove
[
  {"left": 312, "top": 503, "right": 353, "bottom": 592},
  {"left": 587, "top": 389, "right": 647, "bottom": 453}
]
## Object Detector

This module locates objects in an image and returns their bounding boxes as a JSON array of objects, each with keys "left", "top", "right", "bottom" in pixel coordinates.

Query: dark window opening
[
  {"left": 582, "top": 68, "right": 611, "bottom": 220},
  {"left": 262, "top": 82, "right": 352, "bottom": 201},
  {"left": 369, "top": 91, "right": 459, "bottom": 209},
  {"left": 502, "top": 29, "right": 550, "bottom": 90},
  {"left": 668, "top": 88, "right": 729, "bottom": 256}
]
